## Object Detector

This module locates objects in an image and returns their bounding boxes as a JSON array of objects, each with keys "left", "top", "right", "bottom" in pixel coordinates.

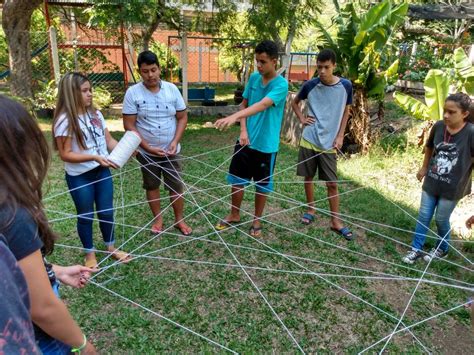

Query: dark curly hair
[{"left": 446, "top": 92, "right": 473, "bottom": 123}]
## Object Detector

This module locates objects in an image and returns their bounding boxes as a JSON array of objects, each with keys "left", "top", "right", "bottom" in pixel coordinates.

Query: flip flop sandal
[
  {"left": 110, "top": 250, "right": 131, "bottom": 263},
  {"left": 249, "top": 226, "right": 262, "bottom": 237},
  {"left": 175, "top": 225, "right": 193, "bottom": 236},
  {"left": 330, "top": 226, "right": 354, "bottom": 241},
  {"left": 84, "top": 257, "right": 98, "bottom": 269},
  {"left": 215, "top": 219, "right": 239, "bottom": 231},
  {"left": 301, "top": 212, "right": 315, "bottom": 225}
]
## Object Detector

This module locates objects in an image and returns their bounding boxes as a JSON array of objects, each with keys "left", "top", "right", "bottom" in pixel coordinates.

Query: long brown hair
[
  {"left": 0, "top": 95, "right": 56, "bottom": 254},
  {"left": 52, "top": 72, "right": 93, "bottom": 150}
]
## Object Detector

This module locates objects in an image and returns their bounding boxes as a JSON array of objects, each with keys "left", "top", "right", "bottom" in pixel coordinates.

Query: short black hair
[
  {"left": 317, "top": 49, "right": 336, "bottom": 64},
  {"left": 255, "top": 40, "right": 279, "bottom": 60},
  {"left": 137, "top": 50, "right": 160, "bottom": 68}
]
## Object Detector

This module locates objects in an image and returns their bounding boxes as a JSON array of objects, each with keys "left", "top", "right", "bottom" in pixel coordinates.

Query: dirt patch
[{"left": 429, "top": 317, "right": 474, "bottom": 354}]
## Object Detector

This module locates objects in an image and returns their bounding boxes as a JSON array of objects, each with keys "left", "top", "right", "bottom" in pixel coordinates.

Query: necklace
[
  {"left": 79, "top": 111, "right": 101, "bottom": 154},
  {"left": 444, "top": 122, "right": 466, "bottom": 144}
]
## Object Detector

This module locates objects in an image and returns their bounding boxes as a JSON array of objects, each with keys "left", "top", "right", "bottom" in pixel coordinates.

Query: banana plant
[
  {"left": 315, "top": 0, "right": 408, "bottom": 153},
  {"left": 453, "top": 47, "right": 474, "bottom": 95},
  {"left": 394, "top": 47, "right": 473, "bottom": 122},
  {"left": 394, "top": 69, "right": 449, "bottom": 121}
]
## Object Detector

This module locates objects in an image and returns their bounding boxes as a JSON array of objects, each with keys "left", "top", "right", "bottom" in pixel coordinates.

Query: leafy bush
[
  {"left": 34, "top": 80, "right": 58, "bottom": 110},
  {"left": 93, "top": 86, "right": 112, "bottom": 109},
  {"left": 398, "top": 44, "right": 452, "bottom": 82}
]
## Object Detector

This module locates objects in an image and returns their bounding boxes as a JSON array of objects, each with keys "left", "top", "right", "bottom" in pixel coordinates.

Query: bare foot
[
  {"left": 174, "top": 221, "right": 193, "bottom": 236},
  {"left": 151, "top": 217, "right": 163, "bottom": 234},
  {"left": 108, "top": 247, "right": 131, "bottom": 263}
]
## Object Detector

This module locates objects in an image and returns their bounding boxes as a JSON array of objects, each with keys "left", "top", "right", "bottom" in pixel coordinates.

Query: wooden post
[
  {"left": 49, "top": 27, "right": 61, "bottom": 85},
  {"left": 181, "top": 32, "right": 188, "bottom": 104}
]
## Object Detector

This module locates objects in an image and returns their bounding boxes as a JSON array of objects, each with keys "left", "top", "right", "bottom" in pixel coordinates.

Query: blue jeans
[
  {"left": 66, "top": 166, "right": 115, "bottom": 252},
  {"left": 411, "top": 191, "right": 458, "bottom": 252}
]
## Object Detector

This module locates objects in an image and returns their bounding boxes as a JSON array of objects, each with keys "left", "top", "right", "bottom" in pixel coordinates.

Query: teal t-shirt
[{"left": 243, "top": 72, "right": 289, "bottom": 153}]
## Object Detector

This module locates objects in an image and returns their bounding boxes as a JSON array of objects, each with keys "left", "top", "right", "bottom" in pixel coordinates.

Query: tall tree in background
[
  {"left": 89, "top": 0, "right": 237, "bottom": 51},
  {"left": 2, "top": 0, "right": 42, "bottom": 98},
  {"left": 246, "top": 0, "right": 322, "bottom": 78}
]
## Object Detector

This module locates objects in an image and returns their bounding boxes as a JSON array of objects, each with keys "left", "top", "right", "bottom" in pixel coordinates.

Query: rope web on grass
[{"left": 45, "top": 141, "right": 474, "bottom": 353}]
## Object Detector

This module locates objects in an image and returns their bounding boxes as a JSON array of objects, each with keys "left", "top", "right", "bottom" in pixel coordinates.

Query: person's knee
[
  {"left": 326, "top": 181, "right": 338, "bottom": 190},
  {"left": 77, "top": 217, "right": 93, "bottom": 226},
  {"left": 98, "top": 211, "right": 114, "bottom": 222}
]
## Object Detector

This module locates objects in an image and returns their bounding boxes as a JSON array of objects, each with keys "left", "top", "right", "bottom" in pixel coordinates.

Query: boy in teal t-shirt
[{"left": 214, "top": 40, "right": 289, "bottom": 237}]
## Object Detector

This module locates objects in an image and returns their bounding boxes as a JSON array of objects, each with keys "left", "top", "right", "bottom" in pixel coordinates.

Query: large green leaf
[
  {"left": 454, "top": 47, "right": 474, "bottom": 79},
  {"left": 384, "top": 59, "right": 399, "bottom": 84},
  {"left": 358, "top": 0, "right": 391, "bottom": 35},
  {"left": 464, "top": 76, "right": 474, "bottom": 96},
  {"left": 424, "top": 69, "right": 449, "bottom": 121},
  {"left": 394, "top": 91, "right": 430, "bottom": 120}
]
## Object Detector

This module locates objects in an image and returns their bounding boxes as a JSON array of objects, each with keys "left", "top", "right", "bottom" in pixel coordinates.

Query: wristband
[{"left": 71, "top": 334, "right": 87, "bottom": 353}]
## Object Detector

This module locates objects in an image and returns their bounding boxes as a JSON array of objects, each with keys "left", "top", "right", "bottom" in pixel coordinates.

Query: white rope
[
  {"left": 107, "top": 130, "right": 141, "bottom": 168},
  {"left": 90, "top": 280, "right": 237, "bottom": 353},
  {"left": 359, "top": 301, "right": 471, "bottom": 353},
  {"left": 378, "top": 228, "right": 454, "bottom": 353}
]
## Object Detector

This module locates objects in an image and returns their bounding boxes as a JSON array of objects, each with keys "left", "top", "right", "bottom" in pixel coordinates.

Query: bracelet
[{"left": 71, "top": 334, "right": 87, "bottom": 353}]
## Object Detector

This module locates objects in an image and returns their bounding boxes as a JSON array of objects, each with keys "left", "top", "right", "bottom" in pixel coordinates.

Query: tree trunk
[
  {"left": 377, "top": 100, "right": 385, "bottom": 121},
  {"left": 141, "top": 10, "right": 162, "bottom": 51},
  {"left": 348, "top": 87, "right": 371, "bottom": 153},
  {"left": 2, "top": 0, "right": 42, "bottom": 98},
  {"left": 281, "top": 7, "right": 297, "bottom": 79}
]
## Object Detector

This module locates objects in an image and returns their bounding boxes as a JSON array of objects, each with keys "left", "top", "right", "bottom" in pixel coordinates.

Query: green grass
[{"left": 41, "top": 111, "right": 473, "bottom": 353}]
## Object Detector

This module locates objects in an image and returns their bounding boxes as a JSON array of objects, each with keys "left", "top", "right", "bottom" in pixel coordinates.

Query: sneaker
[
  {"left": 423, "top": 248, "right": 448, "bottom": 262},
  {"left": 402, "top": 250, "right": 424, "bottom": 264}
]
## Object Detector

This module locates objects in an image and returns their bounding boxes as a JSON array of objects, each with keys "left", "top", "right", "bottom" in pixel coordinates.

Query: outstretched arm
[
  {"left": 19, "top": 251, "right": 96, "bottom": 353},
  {"left": 214, "top": 97, "right": 274, "bottom": 130}
]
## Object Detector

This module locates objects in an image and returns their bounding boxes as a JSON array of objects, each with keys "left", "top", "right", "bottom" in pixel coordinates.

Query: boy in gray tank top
[{"left": 291, "top": 49, "right": 354, "bottom": 240}]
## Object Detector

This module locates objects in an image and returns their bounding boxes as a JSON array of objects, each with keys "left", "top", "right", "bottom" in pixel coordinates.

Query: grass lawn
[{"left": 41, "top": 110, "right": 473, "bottom": 353}]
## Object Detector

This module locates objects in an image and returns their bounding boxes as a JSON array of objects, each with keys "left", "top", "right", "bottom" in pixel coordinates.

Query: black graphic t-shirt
[
  {"left": 0, "top": 235, "right": 40, "bottom": 354},
  {"left": 423, "top": 120, "right": 474, "bottom": 200}
]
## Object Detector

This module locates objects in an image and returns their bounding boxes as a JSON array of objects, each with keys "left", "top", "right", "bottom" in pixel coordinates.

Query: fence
[
  {"left": 166, "top": 35, "right": 254, "bottom": 85},
  {"left": 1, "top": 27, "right": 131, "bottom": 104}
]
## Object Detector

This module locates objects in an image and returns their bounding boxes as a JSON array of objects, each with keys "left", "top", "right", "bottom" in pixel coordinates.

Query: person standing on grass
[
  {"left": 0, "top": 95, "right": 97, "bottom": 354},
  {"left": 214, "top": 40, "right": 289, "bottom": 237},
  {"left": 402, "top": 93, "right": 474, "bottom": 264},
  {"left": 53, "top": 72, "right": 130, "bottom": 268},
  {"left": 291, "top": 48, "right": 354, "bottom": 240},
  {"left": 122, "top": 50, "right": 192, "bottom": 236}
]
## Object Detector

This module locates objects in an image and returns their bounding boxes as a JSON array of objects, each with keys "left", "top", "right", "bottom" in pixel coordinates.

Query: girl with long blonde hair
[{"left": 53, "top": 72, "right": 130, "bottom": 267}]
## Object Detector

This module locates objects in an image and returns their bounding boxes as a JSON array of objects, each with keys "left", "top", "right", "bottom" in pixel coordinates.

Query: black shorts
[{"left": 227, "top": 142, "right": 277, "bottom": 193}]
